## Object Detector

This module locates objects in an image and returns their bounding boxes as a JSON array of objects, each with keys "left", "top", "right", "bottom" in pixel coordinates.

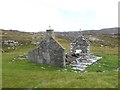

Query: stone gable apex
[{"left": 28, "top": 28, "right": 66, "bottom": 67}]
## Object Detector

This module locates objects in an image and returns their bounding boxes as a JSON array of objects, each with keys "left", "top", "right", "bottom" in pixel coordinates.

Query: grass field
[
  {"left": 2, "top": 53, "right": 118, "bottom": 88},
  {"left": 2, "top": 43, "right": 119, "bottom": 88},
  {"left": 1, "top": 30, "right": 119, "bottom": 88}
]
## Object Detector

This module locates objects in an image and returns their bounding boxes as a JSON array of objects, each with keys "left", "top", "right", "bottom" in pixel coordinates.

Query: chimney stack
[{"left": 46, "top": 25, "right": 54, "bottom": 37}]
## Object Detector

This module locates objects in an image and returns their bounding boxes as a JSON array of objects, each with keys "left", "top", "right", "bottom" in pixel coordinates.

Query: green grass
[
  {"left": 2, "top": 43, "right": 118, "bottom": 88},
  {"left": 91, "top": 45, "right": 118, "bottom": 55},
  {"left": 1, "top": 30, "right": 119, "bottom": 88},
  {"left": 86, "top": 54, "right": 118, "bottom": 72},
  {"left": 2, "top": 54, "right": 118, "bottom": 88},
  {"left": 86, "top": 45, "right": 118, "bottom": 72}
]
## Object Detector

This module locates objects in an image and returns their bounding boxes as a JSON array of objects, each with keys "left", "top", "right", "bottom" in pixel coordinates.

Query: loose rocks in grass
[{"left": 16, "top": 54, "right": 28, "bottom": 60}]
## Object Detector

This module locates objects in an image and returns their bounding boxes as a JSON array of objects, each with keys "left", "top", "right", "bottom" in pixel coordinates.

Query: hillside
[
  {"left": 82, "top": 27, "right": 119, "bottom": 35},
  {"left": 1, "top": 28, "right": 119, "bottom": 88},
  {"left": 1, "top": 28, "right": 119, "bottom": 52}
]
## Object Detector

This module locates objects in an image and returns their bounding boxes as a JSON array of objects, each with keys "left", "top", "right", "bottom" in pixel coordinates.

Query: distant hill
[
  {"left": 0, "top": 27, "right": 119, "bottom": 48},
  {"left": 0, "top": 27, "right": 119, "bottom": 35},
  {"left": 82, "top": 27, "right": 119, "bottom": 35}
]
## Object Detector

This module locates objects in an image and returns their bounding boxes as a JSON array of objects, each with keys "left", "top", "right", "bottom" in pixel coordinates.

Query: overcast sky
[{"left": 0, "top": 0, "right": 119, "bottom": 32}]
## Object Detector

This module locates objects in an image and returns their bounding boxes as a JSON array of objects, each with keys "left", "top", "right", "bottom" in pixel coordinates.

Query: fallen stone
[{"left": 71, "top": 55, "right": 102, "bottom": 71}]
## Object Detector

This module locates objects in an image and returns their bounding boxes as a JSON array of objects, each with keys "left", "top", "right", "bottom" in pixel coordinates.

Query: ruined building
[
  {"left": 69, "top": 31, "right": 102, "bottom": 71},
  {"left": 28, "top": 27, "right": 102, "bottom": 71},
  {"left": 28, "top": 27, "right": 66, "bottom": 67},
  {"left": 70, "top": 33, "right": 90, "bottom": 61}
]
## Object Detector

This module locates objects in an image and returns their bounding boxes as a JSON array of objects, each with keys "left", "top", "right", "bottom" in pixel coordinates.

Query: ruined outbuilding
[
  {"left": 28, "top": 27, "right": 65, "bottom": 67},
  {"left": 69, "top": 31, "right": 102, "bottom": 71},
  {"left": 28, "top": 27, "right": 102, "bottom": 71},
  {"left": 70, "top": 34, "right": 90, "bottom": 60}
]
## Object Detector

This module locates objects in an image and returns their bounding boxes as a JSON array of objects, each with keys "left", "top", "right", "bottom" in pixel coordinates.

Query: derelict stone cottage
[
  {"left": 28, "top": 27, "right": 102, "bottom": 71},
  {"left": 70, "top": 34, "right": 90, "bottom": 61},
  {"left": 28, "top": 27, "right": 66, "bottom": 67},
  {"left": 69, "top": 31, "right": 102, "bottom": 71}
]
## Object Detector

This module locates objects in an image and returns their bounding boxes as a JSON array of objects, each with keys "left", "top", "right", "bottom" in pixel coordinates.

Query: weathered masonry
[
  {"left": 28, "top": 27, "right": 66, "bottom": 67},
  {"left": 28, "top": 27, "right": 102, "bottom": 71},
  {"left": 70, "top": 34, "right": 90, "bottom": 61},
  {"left": 69, "top": 31, "right": 102, "bottom": 71}
]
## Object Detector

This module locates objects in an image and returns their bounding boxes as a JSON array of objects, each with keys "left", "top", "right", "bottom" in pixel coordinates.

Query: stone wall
[
  {"left": 28, "top": 36, "right": 65, "bottom": 67},
  {"left": 69, "top": 35, "right": 91, "bottom": 62},
  {"left": 71, "top": 35, "right": 90, "bottom": 55}
]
